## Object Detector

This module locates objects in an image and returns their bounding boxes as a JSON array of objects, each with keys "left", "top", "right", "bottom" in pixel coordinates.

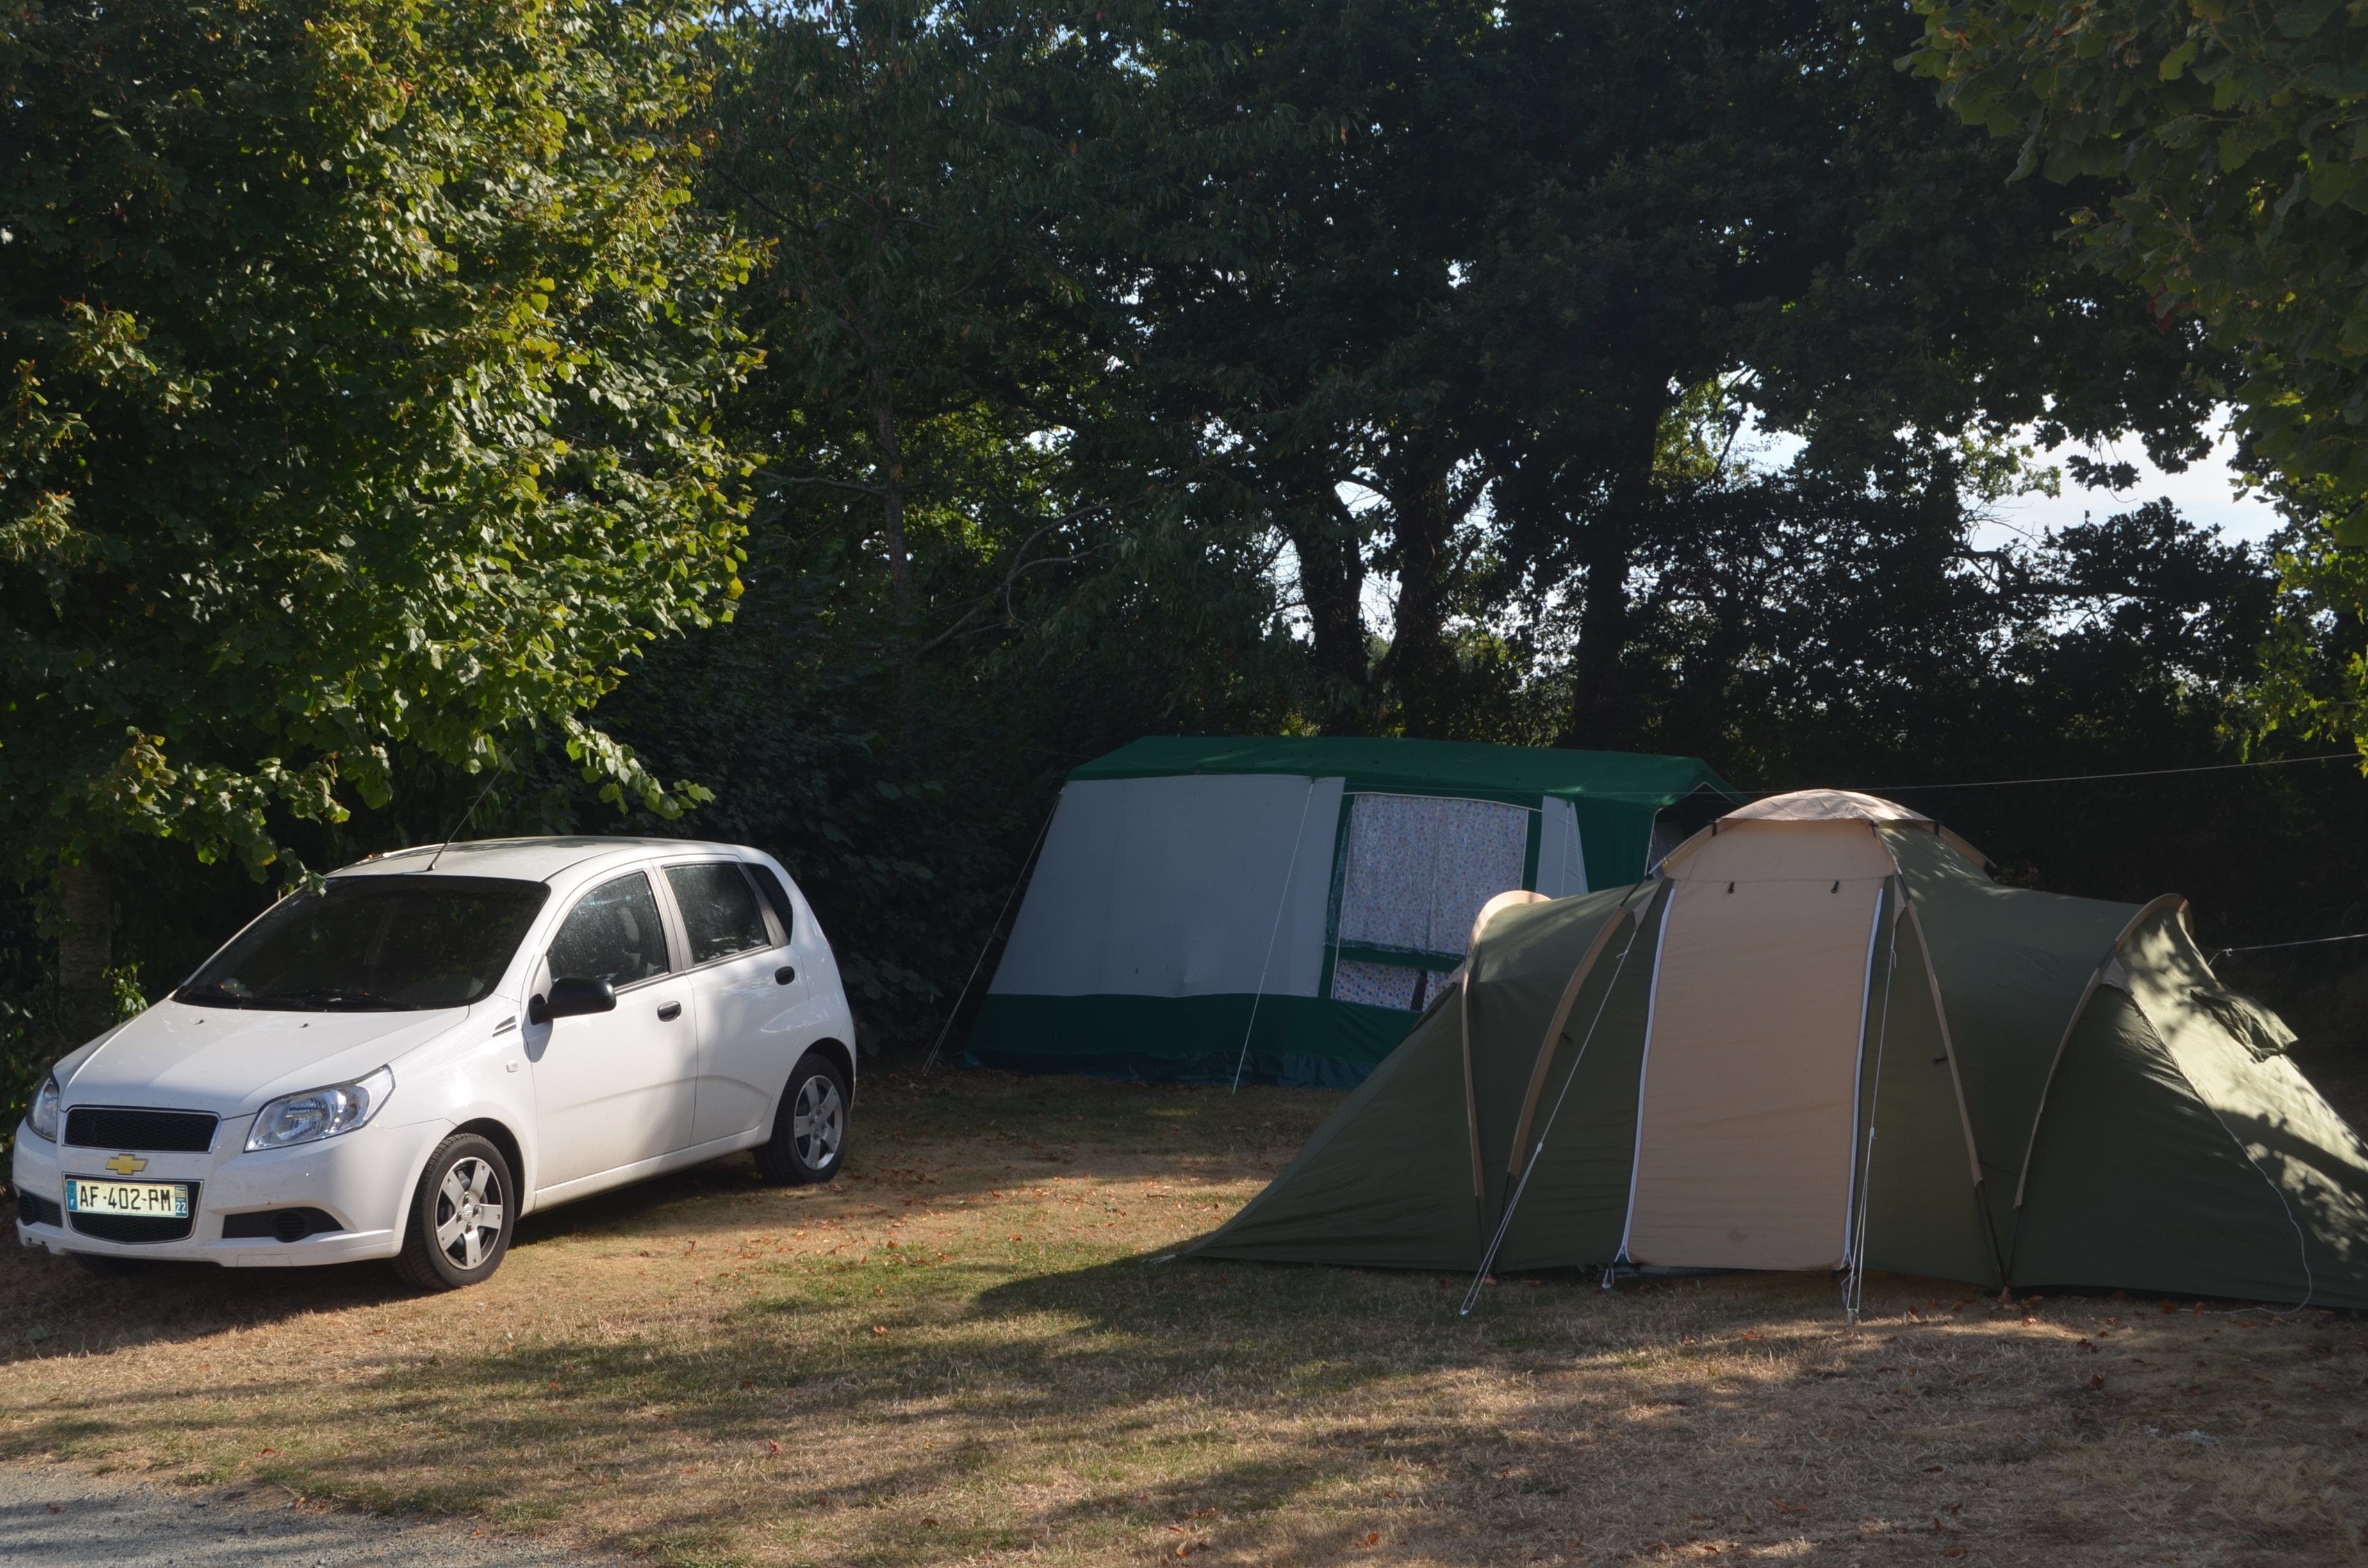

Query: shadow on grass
[
  {"left": 0, "top": 1070, "right": 1333, "bottom": 1368},
  {"left": 7, "top": 1220, "right": 2338, "bottom": 1567}
]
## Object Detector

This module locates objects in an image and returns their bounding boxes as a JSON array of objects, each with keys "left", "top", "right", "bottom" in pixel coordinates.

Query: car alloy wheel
[
  {"left": 793, "top": 1074, "right": 843, "bottom": 1168},
  {"left": 755, "top": 1058, "right": 848, "bottom": 1186},
  {"left": 393, "top": 1132, "right": 515, "bottom": 1290}
]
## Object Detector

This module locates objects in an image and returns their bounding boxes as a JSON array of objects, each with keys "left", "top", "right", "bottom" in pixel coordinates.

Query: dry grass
[{"left": 4, "top": 1068, "right": 2366, "bottom": 1566}]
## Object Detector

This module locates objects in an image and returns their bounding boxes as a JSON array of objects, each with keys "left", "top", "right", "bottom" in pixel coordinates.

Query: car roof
[{"left": 332, "top": 837, "right": 756, "bottom": 885}]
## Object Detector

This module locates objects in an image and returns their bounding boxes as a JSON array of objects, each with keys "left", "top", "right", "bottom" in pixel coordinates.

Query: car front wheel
[
  {"left": 755, "top": 1058, "right": 848, "bottom": 1185},
  {"left": 393, "top": 1132, "right": 515, "bottom": 1291}
]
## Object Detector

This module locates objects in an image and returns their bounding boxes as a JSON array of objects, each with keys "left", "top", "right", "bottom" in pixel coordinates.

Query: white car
[{"left": 11, "top": 837, "right": 857, "bottom": 1290}]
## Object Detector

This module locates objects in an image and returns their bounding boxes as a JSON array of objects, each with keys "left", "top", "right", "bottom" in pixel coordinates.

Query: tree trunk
[
  {"left": 56, "top": 854, "right": 113, "bottom": 1047},
  {"left": 1379, "top": 437, "right": 1456, "bottom": 737},
  {"left": 873, "top": 366, "right": 914, "bottom": 625},
  {"left": 1564, "top": 398, "right": 1666, "bottom": 749},
  {"left": 1286, "top": 481, "right": 1372, "bottom": 706}
]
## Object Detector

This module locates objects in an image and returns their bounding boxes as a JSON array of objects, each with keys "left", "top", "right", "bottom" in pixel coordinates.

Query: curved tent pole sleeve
[
  {"left": 2105, "top": 902, "right": 2315, "bottom": 1311},
  {"left": 2148, "top": 1000, "right": 2320, "bottom": 1312},
  {"left": 1838, "top": 833, "right": 1896, "bottom": 1275},
  {"left": 1460, "top": 910, "right": 1490, "bottom": 1199},
  {"left": 1456, "top": 890, "right": 1551, "bottom": 1196},
  {"left": 1899, "top": 896, "right": 2005, "bottom": 1285},
  {"left": 2002, "top": 892, "right": 2192, "bottom": 1282},
  {"left": 1900, "top": 901, "right": 1987, "bottom": 1190},
  {"left": 1460, "top": 880, "right": 1659, "bottom": 1316},
  {"left": 1845, "top": 882, "right": 1905, "bottom": 1325},
  {"left": 1615, "top": 881, "right": 1683, "bottom": 1271},
  {"left": 1505, "top": 899, "right": 1642, "bottom": 1177}
]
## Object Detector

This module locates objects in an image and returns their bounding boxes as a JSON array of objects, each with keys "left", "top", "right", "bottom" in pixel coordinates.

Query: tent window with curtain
[
  {"left": 966, "top": 735, "right": 1736, "bottom": 1086},
  {"left": 1330, "top": 793, "right": 1531, "bottom": 1011},
  {"left": 1336, "top": 794, "right": 1531, "bottom": 953},
  {"left": 1329, "top": 959, "right": 1431, "bottom": 1011}
]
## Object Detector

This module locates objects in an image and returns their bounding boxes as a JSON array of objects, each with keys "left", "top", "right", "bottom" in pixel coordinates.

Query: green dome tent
[
  {"left": 1194, "top": 789, "right": 2368, "bottom": 1306},
  {"left": 966, "top": 736, "right": 1732, "bottom": 1088}
]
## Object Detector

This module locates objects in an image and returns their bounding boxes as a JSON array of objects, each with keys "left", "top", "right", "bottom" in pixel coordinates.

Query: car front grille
[
  {"left": 69, "top": 1182, "right": 200, "bottom": 1244},
  {"left": 63, "top": 1107, "right": 219, "bottom": 1153},
  {"left": 16, "top": 1190, "right": 63, "bottom": 1228}
]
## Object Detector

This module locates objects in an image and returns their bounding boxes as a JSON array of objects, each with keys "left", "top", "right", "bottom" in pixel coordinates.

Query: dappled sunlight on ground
[{"left": 4, "top": 1069, "right": 2365, "bottom": 1565}]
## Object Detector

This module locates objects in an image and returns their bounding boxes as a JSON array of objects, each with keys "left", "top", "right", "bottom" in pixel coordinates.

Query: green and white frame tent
[
  {"left": 964, "top": 737, "right": 1735, "bottom": 1088},
  {"left": 1195, "top": 788, "right": 2368, "bottom": 1307}
]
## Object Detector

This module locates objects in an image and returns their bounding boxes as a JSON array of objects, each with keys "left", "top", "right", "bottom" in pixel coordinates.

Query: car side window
[
  {"left": 666, "top": 863, "right": 773, "bottom": 965},
  {"left": 547, "top": 872, "right": 671, "bottom": 988},
  {"left": 745, "top": 863, "right": 797, "bottom": 942}
]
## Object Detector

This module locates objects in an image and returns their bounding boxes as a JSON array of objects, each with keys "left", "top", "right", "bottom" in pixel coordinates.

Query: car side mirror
[{"left": 540, "top": 976, "right": 616, "bottom": 1022}]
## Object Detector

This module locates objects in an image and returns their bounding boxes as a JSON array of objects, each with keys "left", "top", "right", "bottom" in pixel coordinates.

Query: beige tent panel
[
  {"left": 1668, "top": 791, "right": 1990, "bottom": 877},
  {"left": 1625, "top": 820, "right": 1898, "bottom": 1270},
  {"left": 1722, "top": 788, "right": 1929, "bottom": 825}
]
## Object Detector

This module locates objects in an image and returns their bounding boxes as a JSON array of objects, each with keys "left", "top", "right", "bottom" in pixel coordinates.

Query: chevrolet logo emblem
[{"left": 103, "top": 1153, "right": 148, "bottom": 1176}]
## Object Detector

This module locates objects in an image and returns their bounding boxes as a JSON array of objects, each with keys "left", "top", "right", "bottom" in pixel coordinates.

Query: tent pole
[
  {"left": 1999, "top": 894, "right": 2187, "bottom": 1281},
  {"left": 1505, "top": 904, "right": 1637, "bottom": 1174},
  {"left": 1898, "top": 898, "right": 2003, "bottom": 1286},
  {"left": 921, "top": 801, "right": 1059, "bottom": 1079},
  {"left": 1459, "top": 881, "right": 1654, "bottom": 1318},
  {"left": 1231, "top": 780, "right": 1318, "bottom": 1093},
  {"left": 1845, "top": 885, "right": 1902, "bottom": 1327}
]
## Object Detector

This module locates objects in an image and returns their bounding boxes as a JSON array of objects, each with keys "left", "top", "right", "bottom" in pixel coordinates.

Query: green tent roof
[{"left": 1072, "top": 736, "right": 1736, "bottom": 808}]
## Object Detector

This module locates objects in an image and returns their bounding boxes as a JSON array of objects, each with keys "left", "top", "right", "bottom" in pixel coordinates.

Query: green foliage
[
  {"left": 0, "top": 0, "right": 757, "bottom": 886},
  {"left": 597, "top": 1, "right": 1309, "bottom": 1050},
  {"left": 1905, "top": 0, "right": 2368, "bottom": 540},
  {"left": 711, "top": 0, "right": 1108, "bottom": 626},
  {"left": 1, "top": 0, "right": 2356, "bottom": 1067},
  {"left": 1074, "top": 0, "right": 2218, "bottom": 745},
  {"left": 0, "top": 947, "right": 141, "bottom": 1164}
]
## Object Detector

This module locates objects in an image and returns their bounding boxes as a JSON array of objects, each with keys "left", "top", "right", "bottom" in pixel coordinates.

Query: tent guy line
[
  {"left": 2211, "top": 931, "right": 2368, "bottom": 959},
  {"left": 1458, "top": 880, "right": 1654, "bottom": 1316},
  {"left": 1232, "top": 780, "right": 1320, "bottom": 1093},
  {"left": 1811, "top": 750, "right": 2360, "bottom": 796},
  {"left": 919, "top": 802, "right": 1059, "bottom": 1078},
  {"left": 1212, "top": 749, "right": 2358, "bottom": 812}
]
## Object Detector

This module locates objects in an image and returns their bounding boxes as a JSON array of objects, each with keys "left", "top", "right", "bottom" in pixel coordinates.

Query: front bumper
[{"left": 11, "top": 1114, "right": 447, "bottom": 1267}]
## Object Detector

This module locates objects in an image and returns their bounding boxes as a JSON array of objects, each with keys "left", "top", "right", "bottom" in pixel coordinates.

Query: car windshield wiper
[
  {"left": 244, "top": 988, "right": 422, "bottom": 1013},
  {"left": 175, "top": 983, "right": 261, "bottom": 1009}
]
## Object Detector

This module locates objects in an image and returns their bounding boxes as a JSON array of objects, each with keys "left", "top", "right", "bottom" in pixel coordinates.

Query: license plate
[{"left": 64, "top": 1177, "right": 190, "bottom": 1219}]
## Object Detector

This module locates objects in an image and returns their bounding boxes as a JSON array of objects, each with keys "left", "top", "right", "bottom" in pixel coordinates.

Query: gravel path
[{"left": 0, "top": 1463, "right": 607, "bottom": 1567}]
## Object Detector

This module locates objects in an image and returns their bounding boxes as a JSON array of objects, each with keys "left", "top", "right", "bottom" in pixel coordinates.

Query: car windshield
[{"left": 176, "top": 876, "right": 550, "bottom": 1012}]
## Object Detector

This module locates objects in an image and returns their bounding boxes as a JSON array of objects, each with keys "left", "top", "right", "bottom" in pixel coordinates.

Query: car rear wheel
[
  {"left": 392, "top": 1133, "right": 514, "bottom": 1291},
  {"left": 754, "top": 1058, "right": 848, "bottom": 1185}
]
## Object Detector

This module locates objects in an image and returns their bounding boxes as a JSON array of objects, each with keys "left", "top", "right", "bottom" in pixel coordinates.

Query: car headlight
[
  {"left": 26, "top": 1075, "right": 60, "bottom": 1143},
  {"left": 245, "top": 1066, "right": 395, "bottom": 1152}
]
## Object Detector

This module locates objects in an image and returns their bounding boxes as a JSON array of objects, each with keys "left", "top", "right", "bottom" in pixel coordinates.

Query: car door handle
[
  {"left": 775, "top": 965, "right": 796, "bottom": 986},
  {"left": 657, "top": 1001, "right": 683, "bottom": 1022}
]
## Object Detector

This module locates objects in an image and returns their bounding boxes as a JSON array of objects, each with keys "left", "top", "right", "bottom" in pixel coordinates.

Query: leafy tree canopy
[
  {"left": 1905, "top": 0, "right": 2368, "bottom": 534},
  {"left": 0, "top": 0, "right": 757, "bottom": 920}
]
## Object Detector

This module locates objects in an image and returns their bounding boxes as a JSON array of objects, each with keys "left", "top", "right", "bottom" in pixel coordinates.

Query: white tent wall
[
  {"left": 1621, "top": 820, "right": 1898, "bottom": 1271},
  {"left": 1536, "top": 798, "right": 1588, "bottom": 900},
  {"left": 988, "top": 774, "right": 1345, "bottom": 1000}
]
